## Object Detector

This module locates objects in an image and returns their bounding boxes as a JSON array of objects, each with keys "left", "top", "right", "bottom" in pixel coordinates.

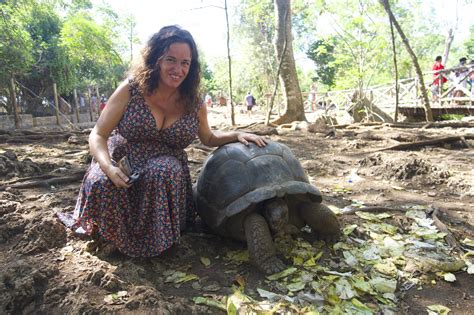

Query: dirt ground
[{"left": 0, "top": 106, "right": 473, "bottom": 314}]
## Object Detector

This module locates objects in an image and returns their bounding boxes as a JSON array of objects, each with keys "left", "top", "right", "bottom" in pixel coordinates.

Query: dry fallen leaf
[{"left": 200, "top": 256, "right": 211, "bottom": 267}]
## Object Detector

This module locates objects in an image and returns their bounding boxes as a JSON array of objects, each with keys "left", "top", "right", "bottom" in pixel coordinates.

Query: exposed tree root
[
  {"left": 376, "top": 135, "right": 474, "bottom": 151},
  {"left": 236, "top": 122, "right": 262, "bottom": 129},
  {"left": 385, "top": 121, "right": 474, "bottom": 129},
  {"left": 0, "top": 170, "right": 85, "bottom": 191},
  {"left": 0, "top": 134, "right": 73, "bottom": 144},
  {"left": 430, "top": 208, "right": 459, "bottom": 249},
  {"left": 2, "top": 173, "right": 65, "bottom": 186}
]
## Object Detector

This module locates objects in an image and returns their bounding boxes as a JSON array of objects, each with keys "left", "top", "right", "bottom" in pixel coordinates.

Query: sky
[
  {"left": 96, "top": 0, "right": 232, "bottom": 59},
  {"left": 95, "top": 0, "right": 473, "bottom": 62}
]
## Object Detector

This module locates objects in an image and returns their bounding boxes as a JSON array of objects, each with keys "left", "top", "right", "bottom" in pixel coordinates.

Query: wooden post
[
  {"left": 73, "top": 88, "right": 80, "bottom": 124},
  {"left": 415, "top": 77, "right": 419, "bottom": 106},
  {"left": 53, "top": 82, "right": 60, "bottom": 126},
  {"left": 10, "top": 77, "right": 20, "bottom": 129},
  {"left": 87, "top": 87, "right": 93, "bottom": 122},
  {"left": 95, "top": 86, "right": 100, "bottom": 117},
  {"left": 439, "top": 71, "right": 443, "bottom": 105}
]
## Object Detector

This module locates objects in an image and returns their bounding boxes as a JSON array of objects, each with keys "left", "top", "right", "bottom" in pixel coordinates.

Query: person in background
[
  {"left": 79, "top": 94, "right": 86, "bottom": 112},
  {"left": 99, "top": 94, "right": 107, "bottom": 115},
  {"left": 453, "top": 57, "right": 469, "bottom": 98},
  {"left": 244, "top": 91, "right": 256, "bottom": 118},
  {"left": 90, "top": 94, "right": 98, "bottom": 118},
  {"left": 219, "top": 95, "right": 226, "bottom": 107},
  {"left": 205, "top": 93, "right": 212, "bottom": 107},
  {"left": 308, "top": 83, "right": 317, "bottom": 111},
  {"left": 57, "top": 25, "right": 267, "bottom": 257},
  {"left": 431, "top": 55, "right": 447, "bottom": 102}
]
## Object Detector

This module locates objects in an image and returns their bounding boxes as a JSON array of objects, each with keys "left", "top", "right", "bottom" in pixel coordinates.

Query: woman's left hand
[{"left": 237, "top": 132, "right": 268, "bottom": 147}]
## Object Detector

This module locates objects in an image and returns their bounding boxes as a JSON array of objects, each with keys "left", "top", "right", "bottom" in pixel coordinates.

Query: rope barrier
[{"left": 14, "top": 80, "right": 76, "bottom": 127}]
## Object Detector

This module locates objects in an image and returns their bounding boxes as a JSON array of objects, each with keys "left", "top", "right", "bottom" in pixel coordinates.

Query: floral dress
[{"left": 61, "top": 79, "right": 199, "bottom": 257}]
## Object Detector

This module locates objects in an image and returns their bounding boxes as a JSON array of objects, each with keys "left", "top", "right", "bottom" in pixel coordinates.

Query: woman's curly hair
[{"left": 129, "top": 25, "right": 201, "bottom": 112}]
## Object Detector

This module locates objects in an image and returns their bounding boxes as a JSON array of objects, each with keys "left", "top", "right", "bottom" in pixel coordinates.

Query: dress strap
[{"left": 128, "top": 77, "right": 140, "bottom": 98}]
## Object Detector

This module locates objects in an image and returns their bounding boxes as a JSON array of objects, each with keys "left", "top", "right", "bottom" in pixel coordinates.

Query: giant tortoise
[{"left": 195, "top": 140, "right": 340, "bottom": 274}]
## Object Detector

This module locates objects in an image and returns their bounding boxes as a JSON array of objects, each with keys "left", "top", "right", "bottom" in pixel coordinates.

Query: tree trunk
[
  {"left": 265, "top": 14, "right": 288, "bottom": 126},
  {"left": 53, "top": 83, "right": 60, "bottom": 126},
  {"left": 9, "top": 77, "right": 20, "bottom": 129},
  {"left": 379, "top": 0, "right": 433, "bottom": 122},
  {"left": 87, "top": 87, "right": 94, "bottom": 122},
  {"left": 389, "top": 17, "right": 399, "bottom": 122},
  {"left": 442, "top": 28, "right": 454, "bottom": 67},
  {"left": 272, "top": 0, "right": 305, "bottom": 125},
  {"left": 73, "top": 88, "right": 80, "bottom": 124},
  {"left": 224, "top": 0, "right": 235, "bottom": 126}
]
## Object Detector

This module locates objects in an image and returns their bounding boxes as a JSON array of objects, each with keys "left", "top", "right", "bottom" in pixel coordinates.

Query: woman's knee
[{"left": 88, "top": 168, "right": 114, "bottom": 193}]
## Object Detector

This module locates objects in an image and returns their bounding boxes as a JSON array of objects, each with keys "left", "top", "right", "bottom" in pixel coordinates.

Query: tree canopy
[
  {"left": 1, "top": 0, "right": 472, "bottom": 116},
  {"left": 0, "top": 0, "right": 130, "bottom": 114}
]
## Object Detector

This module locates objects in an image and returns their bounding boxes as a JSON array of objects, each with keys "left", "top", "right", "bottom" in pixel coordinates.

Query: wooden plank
[{"left": 398, "top": 105, "right": 474, "bottom": 120}]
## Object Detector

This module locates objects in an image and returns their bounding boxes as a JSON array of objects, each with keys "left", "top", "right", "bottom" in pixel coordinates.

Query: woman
[{"left": 60, "top": 25, "right": 266, "bottom": 257}]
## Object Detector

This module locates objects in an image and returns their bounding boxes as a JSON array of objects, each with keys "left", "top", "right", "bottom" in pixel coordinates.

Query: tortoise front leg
[
  {"left": 244, "top": 213, "right": 286, "bottom": 275},
  {"left": 298, "top": 202, "right": 341, "bottom": 241}
]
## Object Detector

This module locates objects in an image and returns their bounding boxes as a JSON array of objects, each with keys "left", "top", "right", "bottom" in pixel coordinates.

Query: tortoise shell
[{"left": 195, "top": 141, "right": 322, "bottom": 231}]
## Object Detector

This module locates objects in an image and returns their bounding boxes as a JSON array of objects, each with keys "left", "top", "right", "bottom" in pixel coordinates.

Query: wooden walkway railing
[{"left": 265, "top": 65, "right": 474, "bottom": 119}]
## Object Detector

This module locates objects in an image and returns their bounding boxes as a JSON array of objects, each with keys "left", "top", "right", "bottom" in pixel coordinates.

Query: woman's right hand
[
  {"left": 89, "top": 80, "right": 131, "bottom": 188},
  {"left": 104, "top": 164, "right": 131, "bottom": 188}
]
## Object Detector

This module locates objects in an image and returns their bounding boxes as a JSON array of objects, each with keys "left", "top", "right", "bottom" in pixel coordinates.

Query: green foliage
[
  {"left": 228, "top": 0, "right": 277, "bottom": 104},
  {"left": 391, "top": 1, "right": 444, "bottom": 71},
  {"left": 60, "top": 11, "right": 122, "bottom": 85},
  {"left": 0, "top": 2, "right": 34, "bottom": 80},
  {"left": 439, "top": 114, "right": 464, "bottom": 121},
  {"left": 0, "top": 0, "right": 129, "bottom": 115},
  {"left": 208, "top": 56, "right": 231, "bottom": 99},
  {"left": 306, "top": 37, "right": 337, "bottom": 88},
  {"left": 24, "top": 1, "right": 75, "bottom": 94},
  {"left": 0, "top": 1, "right": 34, "bottom": 112},
  {"left": 201, "top": 59, "right": 218, "bottom": 96},
  {"left": 63, "top": 0, "right": 92, "bottom": 13},
  {"left": 2, "top": 0, "right": 470, "bottom": 117},
  {"left": 465, "top": 25, "right": 474, "bottom": 57},
  {"left": 218, "top": 0, "right": 469, "bottom": 103}
]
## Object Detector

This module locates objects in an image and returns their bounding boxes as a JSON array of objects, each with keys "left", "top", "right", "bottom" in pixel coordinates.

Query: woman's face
[{"left": 158, "top": 42, "right": 192, "bottom": 90}]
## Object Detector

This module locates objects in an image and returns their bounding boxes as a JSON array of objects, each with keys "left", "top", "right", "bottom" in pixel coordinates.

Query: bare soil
[{"left": 0, "top": 107, "right": 473, "bottom": 314}]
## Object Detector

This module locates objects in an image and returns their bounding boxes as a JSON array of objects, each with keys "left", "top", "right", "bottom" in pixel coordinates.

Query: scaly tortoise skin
[{"left": 195, "top": 140, "right": 340, "bottom": 274}]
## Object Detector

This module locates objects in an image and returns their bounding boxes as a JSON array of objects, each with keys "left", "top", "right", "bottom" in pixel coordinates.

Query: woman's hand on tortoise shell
[{"left": 237, "top": 132, "right": 267, "bottom": 147}]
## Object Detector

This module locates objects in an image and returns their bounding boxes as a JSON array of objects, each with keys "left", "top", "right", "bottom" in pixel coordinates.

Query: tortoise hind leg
[
  {"left": 298, "top": 202, "right": 341, "bottom": 241},
  {"left": 244, "top": 213, "right": 286, "bottom": 275}
]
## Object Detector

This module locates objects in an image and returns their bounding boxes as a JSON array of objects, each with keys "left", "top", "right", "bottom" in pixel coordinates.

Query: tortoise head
[{"left": 262, "top": 198, "right": 289, "bottom": 233}]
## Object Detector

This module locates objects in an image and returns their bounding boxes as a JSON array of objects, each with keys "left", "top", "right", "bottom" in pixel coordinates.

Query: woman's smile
[{"left": 158, "top": 42, "right": 192, "bottom": 89}]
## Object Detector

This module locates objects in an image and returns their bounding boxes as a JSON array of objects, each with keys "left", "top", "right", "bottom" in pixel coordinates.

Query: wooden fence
[
  {"left": 4, "top": 80, "right": 104, "bottom": 129},
  {"left": 265, "top": 65, "right": 474, "bottom": 119}
]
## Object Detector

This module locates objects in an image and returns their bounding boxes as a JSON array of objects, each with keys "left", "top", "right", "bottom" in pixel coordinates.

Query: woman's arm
[
  {"left": 197, "top": 104, "right": 267, "bottom": 147},
  {"left": 89, "top": 79, "right": 131, "bottom": 187}
]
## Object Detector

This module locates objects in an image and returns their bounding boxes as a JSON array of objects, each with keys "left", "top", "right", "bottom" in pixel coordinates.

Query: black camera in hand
[{"left": 118, "top": 156, "right": 140, "bottom": 185}]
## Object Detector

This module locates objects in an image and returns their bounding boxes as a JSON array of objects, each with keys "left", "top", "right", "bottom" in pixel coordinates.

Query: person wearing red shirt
[
  {"left": 431, "top": 56, "right": 447, "bottom": 102},
  {"left": 99, "top": 94, "right": 107, "bottom": 115}
]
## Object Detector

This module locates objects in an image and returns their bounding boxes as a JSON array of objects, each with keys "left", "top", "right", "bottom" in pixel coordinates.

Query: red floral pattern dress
[{"left": 61, "top": 79, "right": 199, "bottom": 257}]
